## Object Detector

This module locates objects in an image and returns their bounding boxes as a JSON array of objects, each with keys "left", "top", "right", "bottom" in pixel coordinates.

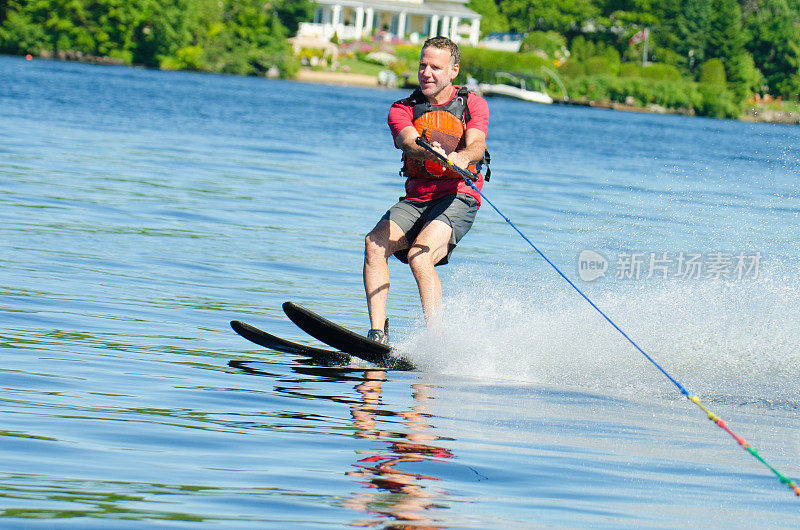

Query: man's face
[{"left": 418, "top": 46, "right": 459, "bottom": 99}]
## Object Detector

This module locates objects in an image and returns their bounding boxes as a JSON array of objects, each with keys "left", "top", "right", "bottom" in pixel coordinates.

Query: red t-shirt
[{"left": 388, "top": 86, "right": 489, "bottom": 204}]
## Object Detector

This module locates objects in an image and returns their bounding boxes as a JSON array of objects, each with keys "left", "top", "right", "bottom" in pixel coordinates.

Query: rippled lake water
[{"left": 2, "top": 54, "right": 800, "bottom": 527}]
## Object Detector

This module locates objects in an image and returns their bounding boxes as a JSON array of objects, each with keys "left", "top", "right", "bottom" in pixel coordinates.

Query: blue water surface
[{"left": 2, "top": 55, "right": 800, "bottom": 527}]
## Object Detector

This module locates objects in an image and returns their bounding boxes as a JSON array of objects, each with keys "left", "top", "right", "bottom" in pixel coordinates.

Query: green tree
[
  {"left": 601, "top": 0, "right": 659, "bottom": 26},
  {"left": 706, "top": 0, "right": 754, "bottom": 98},
  {"left": 725, "top": 51, "right": 764, "bottom": 98},
  {"left": 84, "top": 0, "right": 151, "bottom": 62},
  {"left": 521, "top": 30, "right": 567, "bottom": 58},
  {"left": 133, "top": 0, "right": 202, "bottom": 66},
  {"left": 0, "top": 2, "right": 48, "bottom": 54},
  {"left": 699, "top": 57, "right": 726, "bottom": 84},
  {"left": 644, "top": 0, "right": 683, "bottom": 67},
  {"left": 48, "top": 0, "right": 93, "bottom": 53},
  {"left": 744, "top": 0, "right": 800, "bottom": 96},
  {"left": 500, "top": 0, "right": 600, "bottom": 34},
  {"left": 0, "top": 0, "right": 297, "bottom": 77},
  {"left": 698, "top": 83, "right": 740, "bottom": 117},
  {"left": 674, "top": 0, "right": 713, "bottom": 71},
  {"left": 1, "top": 0, "right": 96, "bottom": 54},
  {"left": 708, "top": 0, "right": 746, "bottom": 62},
  {"left": 272, "top": 0, "right": 314, "bottom": 36},
  {"left": 468, "top": 0, "right": 510, "bottom": 35},
  {"left": 167, "top": 0, "right": 295, "bottom": 76}
]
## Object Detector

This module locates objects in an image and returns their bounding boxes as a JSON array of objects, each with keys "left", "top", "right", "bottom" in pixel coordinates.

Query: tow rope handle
[{"left": 415, "top": 135, "right": 480, "bottom": 183}]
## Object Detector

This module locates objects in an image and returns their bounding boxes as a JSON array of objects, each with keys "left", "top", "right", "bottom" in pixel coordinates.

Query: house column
[
  {"left": 331, "top": 4, "right": 342, "bottom": 39},
  {"left": 450, "top": 16, "right": 460, "bottom": 41},
  {"left": 441, "top": 16, "right": 450, "bottom": 38},
  {"left": 365, "top": 8, "right": 374, "bottom": 35},
  {"left": 397, "top": 10, "right": 407, "bottom": 40},
  {"left": 429, "top": 14, "right": 439, "bottom": 38},
  {"left": 355, "top": 6, "right": 364, "bottom": 39},
  {"left": 469, "top": 18, "right": 480, "bottom": 46}
]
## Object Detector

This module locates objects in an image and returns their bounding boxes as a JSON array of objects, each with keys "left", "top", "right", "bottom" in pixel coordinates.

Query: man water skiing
[{"left": 363, "top": 36, "right": 489, "bottom": 344}]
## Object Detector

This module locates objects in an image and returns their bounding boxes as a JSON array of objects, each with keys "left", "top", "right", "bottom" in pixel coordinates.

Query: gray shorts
[{"left": 380, "top": 192, "right": 479, "bottom": 266}]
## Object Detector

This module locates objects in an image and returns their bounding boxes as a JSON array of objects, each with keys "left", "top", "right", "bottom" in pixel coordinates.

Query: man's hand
[
  {"left": 429, "top": 140, "right": 447, "bottom": 160},
  {"left": 418, "top": 137, "right": 469, "bottom": 170},
  {"left": 446, "top": 150, "right": 469, "bottom": 170},
  {"left": 397, "top": 127, "right": 448, "bottom": 163}
]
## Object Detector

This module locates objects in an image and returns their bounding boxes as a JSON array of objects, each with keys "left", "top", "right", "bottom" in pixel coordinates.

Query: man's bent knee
[
  {"left": 364, "top": 237, "right": 385, "bottom": 265},
  {"left": 365, "top": 220, "right": 400, "bottom": 262}
]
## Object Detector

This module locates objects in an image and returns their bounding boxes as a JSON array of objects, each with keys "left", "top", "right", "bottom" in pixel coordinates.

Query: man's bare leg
[
  {"left": 406, "top": 220, "right": 452, "bottom": 322},
  {"left": 364, "top": 219, "right": 408, "bottom": 330}
]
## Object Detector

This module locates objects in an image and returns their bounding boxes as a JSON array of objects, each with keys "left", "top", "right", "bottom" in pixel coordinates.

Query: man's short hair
[{"left": 422, "top": 36, "right": 460, "bottom": 66}]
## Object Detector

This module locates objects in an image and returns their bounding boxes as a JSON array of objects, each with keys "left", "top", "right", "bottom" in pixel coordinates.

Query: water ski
[
  {"left": 231, "top": 306, "right": 414, "bottom": 370},
  {"left": 283, "top": 302, "right": 388, "bottom": 356},
  {"left": 230, "top": 320, "right": 350, "bottom": 366},
  {"left": 282, "top": 302, "right": 413, "bottom": 370}
]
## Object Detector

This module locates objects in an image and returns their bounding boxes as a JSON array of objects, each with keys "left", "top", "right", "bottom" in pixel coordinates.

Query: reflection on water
[
  {"left": 230, "top": 362, "right": 457, "bottom": 528},
  {"left": 346, "top": 372, "right": 453, "bottom": 528}
]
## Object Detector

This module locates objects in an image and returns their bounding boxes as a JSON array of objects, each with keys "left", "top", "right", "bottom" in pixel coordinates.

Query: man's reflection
[{"left": 343, "top": 371, "right": 453, "bottom": 528}]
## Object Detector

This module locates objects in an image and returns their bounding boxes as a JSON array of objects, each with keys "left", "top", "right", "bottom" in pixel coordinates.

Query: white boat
[{"left": 477, "top": 72, "right": 554, "bottom": 104}]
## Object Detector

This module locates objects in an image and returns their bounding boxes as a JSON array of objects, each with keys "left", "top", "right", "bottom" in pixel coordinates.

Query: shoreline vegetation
[{"left": 2, "top": 0, "right": 798, "bottom": 124}]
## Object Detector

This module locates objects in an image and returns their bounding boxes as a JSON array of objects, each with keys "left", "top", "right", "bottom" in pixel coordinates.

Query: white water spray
[{"left": 398, "top": 263, "right": 800, "bottom": 407}]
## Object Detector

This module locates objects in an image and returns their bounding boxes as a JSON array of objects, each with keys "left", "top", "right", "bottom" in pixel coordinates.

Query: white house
[{"left": 298, "top": 0, "right": 482, "bottom": 46}]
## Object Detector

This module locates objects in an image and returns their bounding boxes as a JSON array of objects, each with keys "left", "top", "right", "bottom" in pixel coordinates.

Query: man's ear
[{"left": 450, "top": 63, "right": 460, "bottom": 81}]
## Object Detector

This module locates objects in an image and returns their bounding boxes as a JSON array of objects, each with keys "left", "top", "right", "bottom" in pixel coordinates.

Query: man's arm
[
  {"left": 394, "top": 126, "right": 441, "bottom": 160},
  {"left": 394, "top": 126, "right": 486, "bottom": 171}
]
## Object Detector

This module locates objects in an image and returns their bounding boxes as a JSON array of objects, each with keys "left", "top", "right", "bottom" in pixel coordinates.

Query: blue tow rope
[{"left": 413, "top": 135, "right": 800, "bottom": 497}]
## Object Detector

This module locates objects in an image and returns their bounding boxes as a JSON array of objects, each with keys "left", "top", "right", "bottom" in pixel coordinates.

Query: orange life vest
[{"left": 401, "top": 87, "right": 490, "bottom": 181}]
